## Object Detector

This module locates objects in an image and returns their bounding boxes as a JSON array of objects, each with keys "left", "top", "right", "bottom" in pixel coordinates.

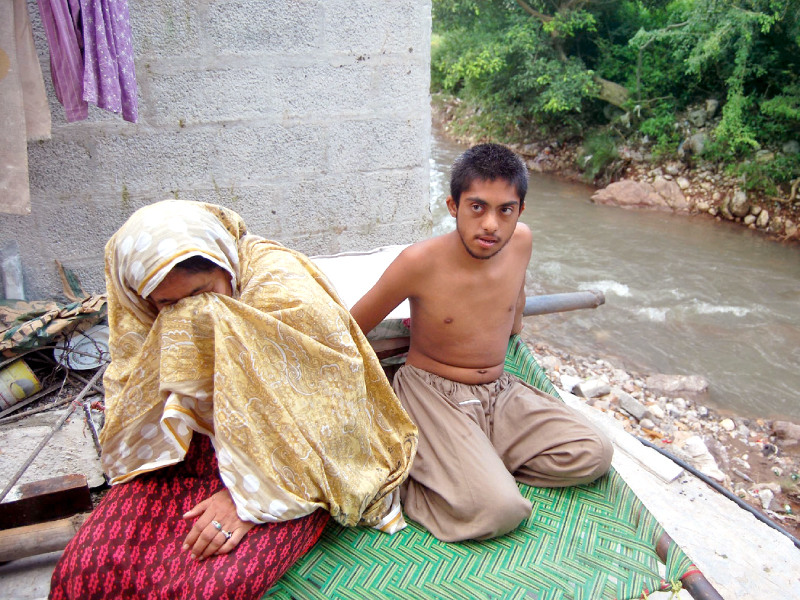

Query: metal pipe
[
  {"left": 656, "top": 532, "right": 724, "bottom": 599},
  {"left": 523, "top": 289, "right": 605, "bottom": 316}
]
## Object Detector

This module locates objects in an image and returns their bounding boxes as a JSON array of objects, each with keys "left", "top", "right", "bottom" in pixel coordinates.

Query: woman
[{"left": 50, "top": 200, "right": 417, "bottom": 599}]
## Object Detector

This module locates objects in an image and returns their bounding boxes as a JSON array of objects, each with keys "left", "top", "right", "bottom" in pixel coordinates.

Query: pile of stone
[
  {"left": 584, "top": 99, "right": 800, "bottom": 241},
  {"left": 605, "top": 160, "right": 800, "bottom": 241},
  {"left": 526, "top": 338, "right": 800, "bottom": 532}
]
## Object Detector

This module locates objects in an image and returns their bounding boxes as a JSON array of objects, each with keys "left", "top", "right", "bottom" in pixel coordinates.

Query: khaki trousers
[{"left": 393, "top": 364, "right": 613, "bottom": 542}]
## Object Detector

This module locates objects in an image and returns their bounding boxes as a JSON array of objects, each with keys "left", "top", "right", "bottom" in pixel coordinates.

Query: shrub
[{"left": 578, "top": 131, "right": 619, "bottom": 180}]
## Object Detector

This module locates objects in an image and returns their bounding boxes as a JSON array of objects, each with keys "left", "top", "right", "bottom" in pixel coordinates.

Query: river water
[{"left": 429, "top": 124, "right": 800, "bottom": 421}]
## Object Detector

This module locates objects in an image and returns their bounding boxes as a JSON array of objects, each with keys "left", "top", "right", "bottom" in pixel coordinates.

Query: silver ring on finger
[
  {"left": 212, "top": 520, "right": 223, "bottom": 531},
  {"left": 221, "top": 528, "right": 232, "bottom": 540}
]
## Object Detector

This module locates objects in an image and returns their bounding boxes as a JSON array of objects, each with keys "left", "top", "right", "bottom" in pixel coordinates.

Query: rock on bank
[{"left": 591, "top": 178, "right": 689, "bottom": 212}]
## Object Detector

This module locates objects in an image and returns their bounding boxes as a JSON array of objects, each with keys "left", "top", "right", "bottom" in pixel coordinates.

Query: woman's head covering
[{"left": 106, "top": 200, "right": 248, "bottom": 324}]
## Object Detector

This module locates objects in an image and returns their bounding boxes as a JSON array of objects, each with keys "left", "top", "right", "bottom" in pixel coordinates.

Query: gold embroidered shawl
[{"left": 99, "top": 200, "right": 417, "bottom": 530}]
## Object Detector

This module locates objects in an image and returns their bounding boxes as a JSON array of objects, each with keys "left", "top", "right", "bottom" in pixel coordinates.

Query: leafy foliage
[
  {"left": 732, "top": 154, "right": 800, "bottom": 195},
  {"left": 761, "top": 83, "right": 800, "bottom": 125},
  {"left": 578, "top": 131, "right": 619, "bottom": 180},
  {"left": 432, "top": 0, "right": 800, "bottom": 191},
  {"left": 638, "top": 112, "right": 682, "bottom": 157},
  {"left": 431, "top": 1, "right": 603, "bottom": 127},
  {"left": 630, "top": 0, "right": 800, "bottom": 157}
]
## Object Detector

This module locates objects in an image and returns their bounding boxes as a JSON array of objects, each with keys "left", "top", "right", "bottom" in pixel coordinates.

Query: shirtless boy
[{"left": 351, "top": 144, "right": 612, "bottom": 542}]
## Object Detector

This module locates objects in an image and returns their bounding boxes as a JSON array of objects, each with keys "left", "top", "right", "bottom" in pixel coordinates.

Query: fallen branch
[
  {"left": 0, "top": 394, "right": 75, "bottom": 426},
  {"left": 82, "top": 400, "right": 103, "bottom": 457}
]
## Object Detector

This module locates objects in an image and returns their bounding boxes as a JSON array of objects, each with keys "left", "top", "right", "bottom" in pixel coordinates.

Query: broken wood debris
[
  {"left": 1, "top": 474, "right": 92, "bottom": 530},
  {"left": 0, "top": 513, "right": 89, "bottom": 562},
  {"left": 0, "top": 365, "right": 106, "bottom": 504}
]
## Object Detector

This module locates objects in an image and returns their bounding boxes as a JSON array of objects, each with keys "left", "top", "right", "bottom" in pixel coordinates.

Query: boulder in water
[
  {"left": 592, "top": 180, "right": 679, "bottom": 212},
  {"left": 646, "top": 374, "right": 709, "bottom": 396},
  {"left": 653, "top": 177, "right": 689, "bottom": 212}
]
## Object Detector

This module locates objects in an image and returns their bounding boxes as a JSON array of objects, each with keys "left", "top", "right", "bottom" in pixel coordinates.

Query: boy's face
[{"left": 447, "top": 178, "right": 525, "bottom": 260}]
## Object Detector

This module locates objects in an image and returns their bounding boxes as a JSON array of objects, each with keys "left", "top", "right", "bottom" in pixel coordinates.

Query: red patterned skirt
[{"left": 49, "top": 435, "right": 329, "bottom": 600}]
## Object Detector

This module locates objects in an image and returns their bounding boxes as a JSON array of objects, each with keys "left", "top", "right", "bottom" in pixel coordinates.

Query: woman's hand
[{"left": 182, "top": 488, "right": 256, "bottom": 560}]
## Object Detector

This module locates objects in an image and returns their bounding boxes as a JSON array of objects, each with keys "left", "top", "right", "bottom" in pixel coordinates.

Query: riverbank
[
  {"left": 433, "top": 94, "right": 800, "bottom": 245},
  {"left": 520, "top": 328, "right": 800, "bottom": 541}
]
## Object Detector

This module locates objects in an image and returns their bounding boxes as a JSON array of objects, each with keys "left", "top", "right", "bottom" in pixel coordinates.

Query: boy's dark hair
[{"left": 450, "top": 143, "right": 528, "bottom": 206}]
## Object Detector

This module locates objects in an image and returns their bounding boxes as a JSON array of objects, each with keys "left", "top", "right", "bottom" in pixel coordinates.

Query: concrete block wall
[{"left": 1, "top": 0, "right": 432, "bottom": 299}]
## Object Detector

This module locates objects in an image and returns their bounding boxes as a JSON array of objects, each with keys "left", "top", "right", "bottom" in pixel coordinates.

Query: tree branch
[
  {"left": 636, "top": 21, "right": 689, "bottom": 100},
  {"left": 515, "top": 0, "right": 553, "bottom": 22}
]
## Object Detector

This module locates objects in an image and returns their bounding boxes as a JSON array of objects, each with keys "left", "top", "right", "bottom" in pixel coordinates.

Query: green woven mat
[{"left": 266, "top": 336, "right": 694, "bottom": 599}]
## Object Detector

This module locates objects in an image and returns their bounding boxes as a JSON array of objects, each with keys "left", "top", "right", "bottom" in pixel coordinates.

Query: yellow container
[{"left": 0, "top": 359, "right": 42, "bottom": 411}]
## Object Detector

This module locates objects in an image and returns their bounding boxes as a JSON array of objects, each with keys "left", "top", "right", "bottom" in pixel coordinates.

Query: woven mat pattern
[{"left": 266, "top": 336, "right": 693, "bottom": 599}]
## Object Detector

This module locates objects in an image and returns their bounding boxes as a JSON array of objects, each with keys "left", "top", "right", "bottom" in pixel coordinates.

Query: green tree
[
  {"left": 431, "top": 0, "right": 635, "bottom": 129},
  {"left": 631, "top": 0, "right": 800, "bottom": 156}
]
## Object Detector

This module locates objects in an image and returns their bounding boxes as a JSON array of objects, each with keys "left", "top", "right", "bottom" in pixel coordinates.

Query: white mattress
[{"left": 311, "top": 245, "right": 410, "bottom": 320}]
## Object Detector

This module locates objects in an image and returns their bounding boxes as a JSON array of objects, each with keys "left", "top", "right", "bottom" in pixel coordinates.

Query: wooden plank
[
  {"left": 0, "top": 513, "right": 88, "bottom": 562},
  {"left": 0, "top": 474, "right": 92, "bottom": 530}
]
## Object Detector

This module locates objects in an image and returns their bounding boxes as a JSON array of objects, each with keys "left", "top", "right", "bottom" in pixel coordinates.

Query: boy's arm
[
  {"left": 350, "top": 249, "right": 419, "bottom": 336},
  {"left": 511, "top": 283, "right": 525, "bottom": 335},
  {"left": 510, "top": 223, "right": 533, "bottom": 336}
]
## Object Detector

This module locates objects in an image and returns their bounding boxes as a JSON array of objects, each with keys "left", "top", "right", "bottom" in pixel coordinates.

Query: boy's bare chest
[{"left": 414, "top": 267, "right": 523, "bottom": 327}]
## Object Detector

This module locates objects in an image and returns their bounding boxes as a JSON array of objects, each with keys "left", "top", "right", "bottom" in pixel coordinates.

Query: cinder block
[
  {"left": 147, "top": 67, "right": 275, "bottom": 126},
  {"left": 214, "top": 124, "right": 327, "bottom": 181},
  {"left": 328, "top": 119, "right": 426, "bottom": 172},
  {"left": 325, "top": 0, "right": 427, "bottom": 55},
  {"left": 273, "top": 63, "right": 371, "bottom": 118},
  {"left": 28, "top": 139, "right": 97, "bottom": 197},
  {"left": 35, "top": 123, "right": 323, "bottom": 197},
  {"left": 207, "top": 0, "right": 322, "bottom": 55},
  {"left": 29, "top": 195, "right": 126, "bottom": 264},
  {"left": 175, "top": 186, "right": 285, "bottom": 240},
  {"left": 131, "top": 0, "right": 203, "bottom": 58},
  {"left": 370, "top": 167, "right": 430, "bottom": 224},
  {"left": 279, "top": 174, "right": 375, "bottom": 237},
  {"left": 283, "top": 231, "right": 340, "bottom": 258},
  {"left": 92, "top": 129, "right": 221, "bottom": 194},
  {"left": 370, "top": 63, "right": 430, "bottom": 115},
  {"left": 334, "top": 217, "right": 429, "bottom": 251}
]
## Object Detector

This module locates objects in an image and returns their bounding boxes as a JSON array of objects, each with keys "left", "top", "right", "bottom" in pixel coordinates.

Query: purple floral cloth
[{"left": 36, "top": 0, "right": 138, "bottom": 122}]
